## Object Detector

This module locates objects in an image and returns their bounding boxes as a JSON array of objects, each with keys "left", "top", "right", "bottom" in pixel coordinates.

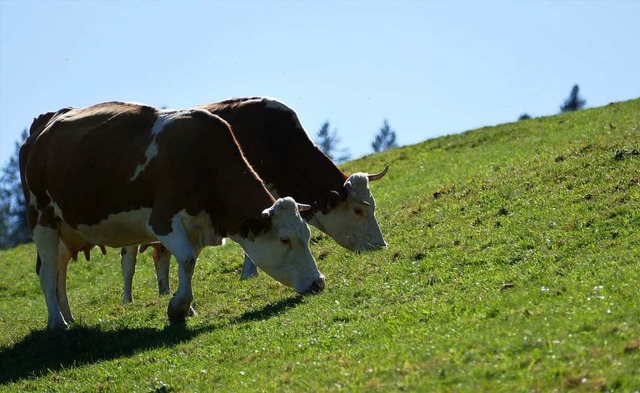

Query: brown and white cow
[
  {"left": 121, "top": 97, "right": 388, "bottom": 303},
  {"left": 20, "top": 101, "right": 324, "bottom": 330}
]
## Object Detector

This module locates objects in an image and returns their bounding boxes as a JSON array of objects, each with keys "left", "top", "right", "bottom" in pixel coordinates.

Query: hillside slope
[{"left": 1, "top": 99, "right": 639, "bottom": 391}]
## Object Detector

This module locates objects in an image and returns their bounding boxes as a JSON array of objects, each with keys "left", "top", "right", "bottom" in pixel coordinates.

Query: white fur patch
[
  {"left": 28, "top": 190, "right": 38, "bottom": 207},
  {"left": 46, "top": 192, "right": 64, "bottom": 219},
  {"left": 151, "top": 213, "right": 194, "bottom": 263},
  {"left": 145, "top": 209, "right": 224, "bottom": 252},
  {"left": 129, "top": 114, "right": 172, "bottom": 181}
]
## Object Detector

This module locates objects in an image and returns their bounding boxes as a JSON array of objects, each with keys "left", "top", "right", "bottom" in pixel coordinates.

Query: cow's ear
[
  {"left": 326, "top": 190, "right": 341, "bottom": 211},
  {"left": 262, "top": 207, "right": 273, "bottom": 218}
]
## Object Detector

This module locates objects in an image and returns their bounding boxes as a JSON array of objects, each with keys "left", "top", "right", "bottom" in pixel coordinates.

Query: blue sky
[{"left": 1, "top": 1, "right": 639, "bottom": 168}]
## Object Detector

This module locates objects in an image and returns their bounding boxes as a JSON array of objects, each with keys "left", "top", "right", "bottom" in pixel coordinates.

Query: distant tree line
[
  {"left": 559, "top": 85, "right": 587, "bottom": 113},
  {"left": 315, "top": 121, "right": 351, "bottom": 163},
  {"left": 518, "top": 84, "right": 587, "bottom": 121},
  {"left": 315, "top": 119, "right": 398, "bottom": 162},
  {"left": 0, "top": 130, "right": 30, "bottom": 249}
]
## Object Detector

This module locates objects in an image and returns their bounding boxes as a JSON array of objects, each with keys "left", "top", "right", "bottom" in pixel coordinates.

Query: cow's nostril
[
  {"left": 311, "top": 277, "right": 325, "bottom": 293},
  {"left": 358, "top": 242, "right": 387, "bottom": 252}
]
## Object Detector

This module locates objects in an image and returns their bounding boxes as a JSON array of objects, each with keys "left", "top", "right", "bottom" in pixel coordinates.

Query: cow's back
[{"left": 197, "top": 98, "right": 347, "bottom": 210}]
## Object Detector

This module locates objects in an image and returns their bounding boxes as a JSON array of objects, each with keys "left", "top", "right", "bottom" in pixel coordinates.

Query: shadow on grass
[
  {"left": 0, "top": 296, "right": 303, "bottom": 384},
  {"left": 234, "top": 295, "right": 305, "bottom": 323}
]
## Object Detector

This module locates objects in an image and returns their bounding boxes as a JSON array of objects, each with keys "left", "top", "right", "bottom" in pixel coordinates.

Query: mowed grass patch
[{"left": 1, "top": 99, "right": 639, "bottom": 391}]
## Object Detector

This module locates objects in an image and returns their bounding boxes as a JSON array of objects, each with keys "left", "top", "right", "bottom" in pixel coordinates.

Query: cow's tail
[
  {"left": 21, "top": 107, "right": 74, "bottom": 210},
  {"left": 28, "top": 107, "right": 73, "bottom": 137},
  {"left": 22, "top": 108, "right": 72, "bottom": 275},
  {"left": 18, "top": 133, "right": 38, "bottom": 274}
]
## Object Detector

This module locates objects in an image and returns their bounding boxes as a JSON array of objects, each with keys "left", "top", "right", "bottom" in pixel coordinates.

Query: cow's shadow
[{"left": 0, "top": 296, "right": 303, "bottom": 384}]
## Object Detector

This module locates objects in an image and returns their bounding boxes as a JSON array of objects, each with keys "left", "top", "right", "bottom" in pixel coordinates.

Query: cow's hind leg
[
  {"left": 240, "top": 253, "right": 259, "bottom": 280},
  {"left": 153, "top": 244, "right": 171, "bottom": 296},
  {"left": 33, "top": 225, "right": 67, "bottom": 330},
  {"left": 121, "top": 245, "right": 138, "bottom": 304},
  {"left": 56, "top": 242, "right": 74, "bottom": 323},
  {"left": 149, "top": 215, "right": 196, "bottom": 322}
]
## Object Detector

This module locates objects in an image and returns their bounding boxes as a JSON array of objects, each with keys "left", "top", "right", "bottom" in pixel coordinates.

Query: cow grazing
[
  {"left": 20, "top": 101, "right": 324, "bottom": 330},
  {"left": 121, "top": 97, "right": 388, "bottom": 303}
]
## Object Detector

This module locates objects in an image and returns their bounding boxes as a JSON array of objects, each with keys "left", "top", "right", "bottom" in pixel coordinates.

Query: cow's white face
[
  {"left": 233, "top": 197, "right": 325, "bottom": 294},
  {"left": 310, "top": 173, "right": 387, "bottom": 252}
]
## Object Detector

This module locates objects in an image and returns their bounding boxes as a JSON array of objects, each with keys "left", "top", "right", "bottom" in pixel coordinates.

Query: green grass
[{"left": 1, "top": 99, "right": 639, "bottom": 392}]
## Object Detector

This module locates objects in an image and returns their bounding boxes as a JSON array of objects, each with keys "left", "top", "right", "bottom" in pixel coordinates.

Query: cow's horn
[
  {"left": 367, "top": 166, "right": 389, "bottom": 181},
  {"left": 297, "top": 203, "right": 311, "bottom": 212}
]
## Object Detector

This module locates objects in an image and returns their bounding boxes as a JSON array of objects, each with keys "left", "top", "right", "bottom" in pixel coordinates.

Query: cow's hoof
[
  {"left": 48, "top": 322, "right": 69, "bottom": 331},
  {"left": 187, "top": 306, "right": 196, "bottom": 317},
  {"left": 240, "top": 269, "right": 259, "bottom": 280},
  {"left": 158, "top": 280, "right": 170, "bottom": 296},
  {"left": 167, "top": 296, "right": 192, "bottom": 321},
  {"left": 48, "top": 314, "right": 69, "bottom": 330}
]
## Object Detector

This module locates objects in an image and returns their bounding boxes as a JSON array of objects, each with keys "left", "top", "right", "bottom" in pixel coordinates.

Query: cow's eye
[
  {"left": 354, "top": 207, "right": 364, "bottom": 216},
  {"left": 280, "top": 237, "right": 291, "bottom": 245}
]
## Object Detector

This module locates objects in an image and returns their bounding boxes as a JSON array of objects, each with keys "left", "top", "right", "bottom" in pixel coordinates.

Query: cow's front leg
[
  {"left": 121, "top": 245, "right": 138, "bottom": 304},
  {"left": 33, "top": 225, "right": 67, "bottom": 330},
  {"left": 240, "top": 253, "right": 259, "bottom": 280},
  {"left": 149, "top": 214, "right": 196, "bottom": 322}
]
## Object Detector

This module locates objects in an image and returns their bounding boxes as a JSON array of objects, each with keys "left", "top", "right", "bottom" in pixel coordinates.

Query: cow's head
[
  {"left": 310, "top": 166, "right": 388, "bottom": 252},
  {"left": 234, "top": 197, "right": 325, "bottom": 294}
]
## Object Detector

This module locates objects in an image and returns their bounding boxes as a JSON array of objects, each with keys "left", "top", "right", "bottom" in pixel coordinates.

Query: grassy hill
[{"left": 1, "top": 99, "right": 638, "bottom": 392}]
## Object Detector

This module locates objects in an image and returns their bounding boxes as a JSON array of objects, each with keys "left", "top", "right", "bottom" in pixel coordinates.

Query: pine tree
[
  {"left": 315, "top": 121, "right": 351, "bottom": 163},
  {"left": 0, "top": 129, "right": 31, "bottom": 249},
  {"left": 560, "top": 84, "right": 587, "bottom": 113},
  {"left": 371, "top": 120, "right": 398, "bottom": 153}
]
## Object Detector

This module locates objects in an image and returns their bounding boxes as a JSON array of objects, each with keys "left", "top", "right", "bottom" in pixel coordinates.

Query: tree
[
  {"left": 0, "top": 129, "right": 31, "bottom": 249},
  {"left": 560, "top": 84, "right": 587, "bottom": 113},
  {"left": 371, "top": 119, "right": 398, "bottom": 153},
  {"left": 315, "top": 121, "right": 351, "bottom": 163},
  {"left": 518, "top": 113, "right": 532, "bottom": 121}
]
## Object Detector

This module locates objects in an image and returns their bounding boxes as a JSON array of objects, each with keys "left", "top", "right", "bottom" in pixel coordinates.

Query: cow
[
  {"left": 121, "top": 97, "right": 388, "bottom": 303},
  {"left": 20, "top": 101, "right": 325, "bottom": 330}
]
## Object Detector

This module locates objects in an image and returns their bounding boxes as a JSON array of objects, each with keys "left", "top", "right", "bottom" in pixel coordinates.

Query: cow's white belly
[
  {"left": 75, "top": 208, "right": 155, "bottom": 247},
  {"left": 62, "top": 207, "right": 223, "bottom": 251}
]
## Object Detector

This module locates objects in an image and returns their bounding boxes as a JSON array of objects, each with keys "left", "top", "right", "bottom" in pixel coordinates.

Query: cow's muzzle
[
  {"left": 310, "top": 277, "right": 326, "bottom": 293},
  {"left": 356, "top": 241, "right": 388, "bottom": 253}
]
